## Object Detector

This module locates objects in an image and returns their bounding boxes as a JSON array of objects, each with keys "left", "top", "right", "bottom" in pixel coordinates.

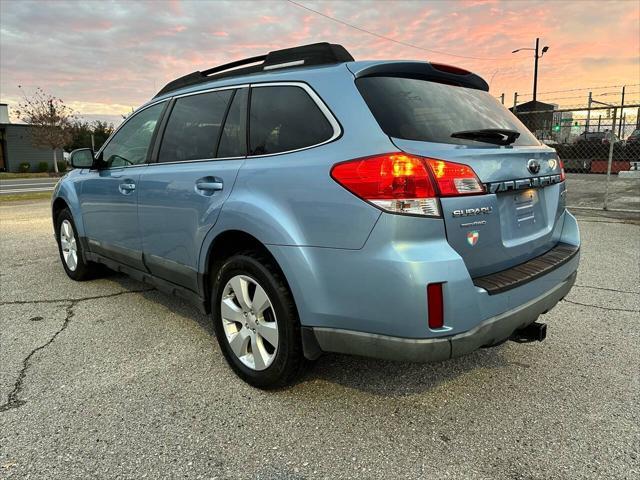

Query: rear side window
[
  {"left": 159, "top": 90, "right": 233, "bottom": 162},
  {"left": 249, "top": 85, "right": 334, "bottom": 155},
  {"left": 356, "top": 76, "right": 539, "bottom": 146},
  {"left": 217, "top": 88, "right": 248, "bottom": 158}
]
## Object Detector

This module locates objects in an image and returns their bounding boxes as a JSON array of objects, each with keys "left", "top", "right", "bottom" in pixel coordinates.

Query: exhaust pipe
[{"left": 510, "top": 322, "right": 547, "bottom": 343}]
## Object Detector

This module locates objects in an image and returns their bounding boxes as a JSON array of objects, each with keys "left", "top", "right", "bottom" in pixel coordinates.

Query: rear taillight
[
  {"left": 427, "top": 283, "right": 444, "bottom": 329},
  {"left": 559, "top": 158, "right": 566, "bottom": 182},
  {"left": 430, "top": 63, "right": 471, "bottom": 76},
  {"left": 330, "top": 153, "right": 439, "bottom": 216},
  {"left": 424, "top": 158, "right": 485, "bottom": 196},
  {"left": 330, "top": 153, "right": 484, "bottom": 217}
]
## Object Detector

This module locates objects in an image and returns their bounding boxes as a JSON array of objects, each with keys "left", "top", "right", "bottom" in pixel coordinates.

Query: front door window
[{"left": 101, "top": 102, "right": 165, "bottom": 167}]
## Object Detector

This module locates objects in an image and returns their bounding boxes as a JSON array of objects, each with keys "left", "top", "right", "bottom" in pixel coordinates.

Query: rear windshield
[{"left": 356, "top": 76, "right": 539, "bottom": 146}]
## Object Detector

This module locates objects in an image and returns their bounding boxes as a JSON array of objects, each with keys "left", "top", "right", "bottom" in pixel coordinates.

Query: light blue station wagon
[{"left": 53, "top": 43, "right": 579, "bottom": 387}]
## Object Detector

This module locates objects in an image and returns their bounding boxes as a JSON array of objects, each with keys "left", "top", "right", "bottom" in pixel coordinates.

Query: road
[
  {"left": 0, "top": 200, "right": 638, "bottom": 479},
  {"left": 0, "top": 177, "right": 59, "bottom": 195}
]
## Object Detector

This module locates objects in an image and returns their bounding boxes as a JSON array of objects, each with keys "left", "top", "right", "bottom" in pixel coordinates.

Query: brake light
[
  {"left": 427, "top": 283, "right": 444, "bottom": 329},
  {"left": 430, "top": 63, "right": 471, "bottom": 76},
  {"left": 559, "top": 158, "right": 566, "bottom": 182},
  {"left": 425, "top": 159, "right": 485, "bottom": 196},
  {"left": 330, "top": 153, "right": 439, "bottom": 216},
  {"left": 330, "top": 153, "right": 484, "bottom": 216}
]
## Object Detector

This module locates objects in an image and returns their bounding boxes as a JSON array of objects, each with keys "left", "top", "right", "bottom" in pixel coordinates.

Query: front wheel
[
  {"left": 55, "top": 208, "right": 100, "bottom": 281},
  {"left": 212, "top": 252, "right": 305, "bottom": 388}
]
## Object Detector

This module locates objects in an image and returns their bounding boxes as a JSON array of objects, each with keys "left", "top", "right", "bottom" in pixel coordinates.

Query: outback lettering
[{"left": 484, "top": 174, "right": 562, "bottom": 194}]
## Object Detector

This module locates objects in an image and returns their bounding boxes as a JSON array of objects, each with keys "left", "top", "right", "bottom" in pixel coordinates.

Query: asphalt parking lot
[{"left": 1, "top": 200, "right": 638, "bottom": 479}]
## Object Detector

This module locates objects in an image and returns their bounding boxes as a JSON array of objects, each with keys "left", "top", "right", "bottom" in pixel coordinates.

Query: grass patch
[
  {"left": 0, "top": 172, "right": 63, "bottom": 179},
  {"left": 0, "top": 191, "right": 52, "bottom": 203}
]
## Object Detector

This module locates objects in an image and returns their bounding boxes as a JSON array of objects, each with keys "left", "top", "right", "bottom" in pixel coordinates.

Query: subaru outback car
[{"left": 54, "top": 43, "right": 579, "bottom": 388}]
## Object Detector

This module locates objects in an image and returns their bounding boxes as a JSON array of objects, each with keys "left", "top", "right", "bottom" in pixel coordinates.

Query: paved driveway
[{"left": 1, "top": 200, "right": 638, "bottom": 479}]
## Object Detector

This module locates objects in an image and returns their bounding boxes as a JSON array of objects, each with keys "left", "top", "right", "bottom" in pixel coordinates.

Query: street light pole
[{"left": 512, "top": 39, "right": 548, "bottom": 104}]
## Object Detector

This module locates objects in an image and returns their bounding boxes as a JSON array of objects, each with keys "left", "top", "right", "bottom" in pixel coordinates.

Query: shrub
[
  {"left": 56, "top": 160, "right": 67, "bottom": 173},
  {"left": 37, "top": 161, "right": 49, "bottom": 173}
]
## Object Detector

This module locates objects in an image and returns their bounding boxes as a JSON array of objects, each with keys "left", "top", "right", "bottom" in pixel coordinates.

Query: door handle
[
  {"left": 119, "top": 181, "right": 136, "bottom": 194},
  {"left": 195, "top": 181, "right": 223, "bottom": 192}
]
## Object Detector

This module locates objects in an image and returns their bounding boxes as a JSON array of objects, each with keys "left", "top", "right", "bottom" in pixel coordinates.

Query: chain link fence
[{"left": 511, "top": 103, "right": 640, "bottom": 212}]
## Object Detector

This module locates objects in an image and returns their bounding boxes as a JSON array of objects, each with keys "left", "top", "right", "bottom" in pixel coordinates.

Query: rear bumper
[{"left": 307, "top": 270, "right": 576, "bottom": 362}]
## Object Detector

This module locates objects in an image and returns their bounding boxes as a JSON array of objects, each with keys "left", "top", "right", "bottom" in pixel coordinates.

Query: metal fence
[{"left": 511, "top": 103, "right": 640, "bottom": 212}]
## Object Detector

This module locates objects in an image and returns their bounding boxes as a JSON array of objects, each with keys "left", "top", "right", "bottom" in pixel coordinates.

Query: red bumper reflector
[{"left": 427, "top": 283, "right": 444, "bottom": 329}]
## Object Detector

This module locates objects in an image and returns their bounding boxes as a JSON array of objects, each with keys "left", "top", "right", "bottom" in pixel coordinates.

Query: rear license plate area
[{"left": 514, "top": 189, "right": 537, "bottom": 226}]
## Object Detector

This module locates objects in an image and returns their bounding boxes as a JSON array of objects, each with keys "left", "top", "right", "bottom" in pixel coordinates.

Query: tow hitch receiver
[{"left": 510, "top": 322, "right": 547, "bottom": 343}]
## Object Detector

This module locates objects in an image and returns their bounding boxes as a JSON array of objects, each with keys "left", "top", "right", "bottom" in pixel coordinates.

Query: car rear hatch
[
  {"left": 393, "top": 141, "right": 565, "bottom": 277},
  {"left": 354, "top": 67, "right": 566, "bottom": 277}
]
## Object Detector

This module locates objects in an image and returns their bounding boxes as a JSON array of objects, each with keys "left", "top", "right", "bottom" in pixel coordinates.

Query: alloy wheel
[
  {"left": 60, "top": 219, "right": 78, "bottom": 271},
  {"left": 221, "top": 275, "right": 279, "bottom": 371}
]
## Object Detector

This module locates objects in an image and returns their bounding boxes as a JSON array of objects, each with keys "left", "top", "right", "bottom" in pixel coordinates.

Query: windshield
[{"left": 356, "top": 76, "right": 539, "bottom": 146}]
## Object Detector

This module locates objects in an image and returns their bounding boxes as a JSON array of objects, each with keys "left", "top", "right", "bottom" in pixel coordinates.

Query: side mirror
[{"left": 70, "top": 148, "right": 95, "bottom": 169}]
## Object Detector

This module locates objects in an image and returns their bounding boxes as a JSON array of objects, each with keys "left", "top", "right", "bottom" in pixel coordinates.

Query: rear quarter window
[
  {"left": 356, "top": 76, "right": 539, "bottom": 146},
  {"left": 159, "top": 89, "right": 233, "bottom": 162},
  {"left": 249, "top": 85, "right": 334, "bottom": 155}
]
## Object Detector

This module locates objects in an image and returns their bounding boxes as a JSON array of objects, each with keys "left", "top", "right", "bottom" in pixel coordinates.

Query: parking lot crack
[
  {"left": 0, "top": 288, "right": 154, "bottom": 413},
  {"left": 574, "top": 284, "right": 639, "bottom": 295},
  {"left": 0, "top": 288, "right": 155, "bottom": 306},
  {"left": 562, "top": 299, "right": 639, "bottom": 313}
]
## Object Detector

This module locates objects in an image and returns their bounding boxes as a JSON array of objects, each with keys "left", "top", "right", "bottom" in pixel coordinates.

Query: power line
[
  {"left": 534, "top": 91, "right": 640, "bottom": 102},
  {"left": 286, "top": 0, "right": 514, "bottom": 61},
  {"left": 518, "top": 84, "right": 640, "bottom": 96}
]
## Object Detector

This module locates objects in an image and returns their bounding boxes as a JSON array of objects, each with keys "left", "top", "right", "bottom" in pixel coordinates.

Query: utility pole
[
  {"left": 513, "top": 92, "right": 518, "bottom": 113},
  {"left": 585, "top": 92, "right": 592, "bottom": 132},
  {"left": 512, "top": 39, "right": 548, "bottom": 104},
  {"left": 533, "top": 37, "right": 540, "bottom": 102},
  {"left": 500, "top": 93, "right": 505, "bottom": 105}
]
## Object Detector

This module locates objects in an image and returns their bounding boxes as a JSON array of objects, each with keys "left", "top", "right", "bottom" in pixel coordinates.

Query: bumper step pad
[{"left": 472, "top": 243, "right": 579, "bottom": 295}]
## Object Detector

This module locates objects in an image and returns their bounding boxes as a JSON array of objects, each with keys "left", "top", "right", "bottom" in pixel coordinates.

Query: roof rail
[{"left": 154, "top": 42, "right": 354, "bottom": 98}]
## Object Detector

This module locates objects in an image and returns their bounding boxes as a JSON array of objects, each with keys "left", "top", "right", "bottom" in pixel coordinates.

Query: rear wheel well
[{"left": 204, "top": 231, "right": 289, "bottom": 308}]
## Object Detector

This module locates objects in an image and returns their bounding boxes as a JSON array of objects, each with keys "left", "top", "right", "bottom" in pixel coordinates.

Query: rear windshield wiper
[{"left": 451, "top": 128, "right": 520, "bottom": 146}]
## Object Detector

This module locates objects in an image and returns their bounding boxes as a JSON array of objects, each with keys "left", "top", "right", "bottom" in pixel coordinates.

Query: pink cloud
[
  {"left": 259, "top": 15, "right": 278, "bottom": 24},
  {"left": 2, "top": 0, "right": 638, "bottom": 120}
]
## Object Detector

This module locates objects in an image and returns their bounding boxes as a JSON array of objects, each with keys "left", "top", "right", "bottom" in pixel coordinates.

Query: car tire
[
  {"left": 211, "top": 251, "right": 305, "bottom": 388},
  {"left": 55, "top": 208, "right": 100, "bottom": 281}
]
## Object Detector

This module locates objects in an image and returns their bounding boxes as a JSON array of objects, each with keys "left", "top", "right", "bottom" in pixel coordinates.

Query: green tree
[
  {"left": 91, "top": 120, "right": 114, "bottom": 150},
  {"left": 68, "top": 120, "right": 115, "bottom": 151},
  {"left": 68, "top": 120, "right": 92, "bottom": 151}
]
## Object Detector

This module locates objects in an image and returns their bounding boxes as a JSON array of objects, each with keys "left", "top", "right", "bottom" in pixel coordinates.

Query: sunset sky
[{"left": 1, "top": 0, "right": 638, "bottom": 125}]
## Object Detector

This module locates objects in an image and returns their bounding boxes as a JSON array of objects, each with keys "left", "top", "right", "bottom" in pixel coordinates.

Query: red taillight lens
[
  {"left": 331, "top": 153, "right": 439, "bottom": 216},
  {"left": 430, "top": 62, "right": 471, "bottom": 76},
  {"left": 331, "top": 153, "right": 484, "bottom": 216},
  {"left": 427, "top": 283, "right": 444, "bottom": 329},
  {"left": 559, "top": 158, "right": 566, "bottom": 182},
  {"left": 425, "top": 159, "right": 485, "bottom": 196},
  {"left": 331, "top": 153, "right": 436, "bottom": 199}
]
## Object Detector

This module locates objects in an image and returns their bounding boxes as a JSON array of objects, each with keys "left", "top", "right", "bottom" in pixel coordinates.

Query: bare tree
[{"left": 15, "top": 86, "right": 76, "bottom": 173}]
